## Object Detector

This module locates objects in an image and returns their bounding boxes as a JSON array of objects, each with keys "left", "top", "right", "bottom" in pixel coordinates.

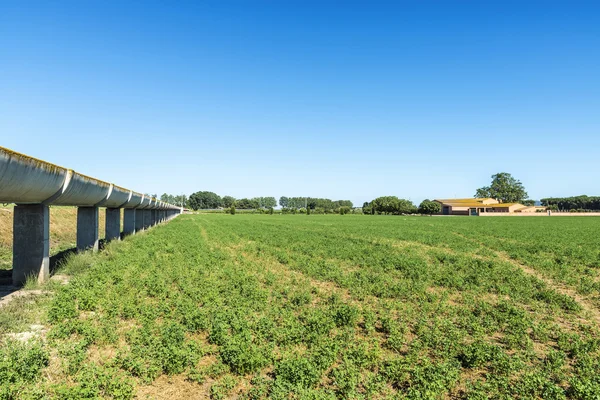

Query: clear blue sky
[{"left": 2, "top": 1, "right": 599, "bottom": 206}]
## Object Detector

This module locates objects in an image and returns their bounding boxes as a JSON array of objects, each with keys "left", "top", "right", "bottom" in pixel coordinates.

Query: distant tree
[
  {"left": 522, "top": 199, "right": 536, "bottom": 206},
  {"left": 306, "top": 205, "right": 311, "bottom": 215},
  {"left": 475, "top": 173, "right": 528, "bottom": 203},
  {"left": 188, "top": 191, "right": 222, "bottom": 210},
  {"left": 236, "top": 198, "right": 258, "bottom": 209},
  {"left": 262, "top": 197, "right": 277, "bottom": 209},
  {"left": 418, "top": 199, "right": 441, "bottom": 215},
  {"left": 362, "top": 202, "right": 373, "bottom": 215},
  {"left": 161, "top": 193, "right": 180, "bottom": 205},
  {"left": 279, "top": 196, "right": 289, "bottom": 208},
  {"left": 249, "top": 198, "right": 261, "bottom": 209},
  {"left": 230, "top": 205, "right": 236, "bottom": 215},
  {"left": 222, "top": 196, "right": 236, "bottom": 208},
  {"left": 173, "top": 194, "right": 188, "bottom": 208},
  {"left": 370, "top": 196, "right": 417, "bottom": 215},
  {"left": 540, "top": 195, "right": 600, "bottom": 211},
  {"left": 339, "top": 206, "right": 351, "bottom": 215}
]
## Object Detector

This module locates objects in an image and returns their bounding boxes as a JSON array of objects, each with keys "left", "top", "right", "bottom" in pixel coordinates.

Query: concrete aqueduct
[{"left": 0, "top": 146, "right": 182, "bottom": 285}]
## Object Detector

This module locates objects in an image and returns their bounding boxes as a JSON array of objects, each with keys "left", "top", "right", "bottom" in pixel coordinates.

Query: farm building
[{"left": 434, "top": 198, "right": 538, "bottom": 215}]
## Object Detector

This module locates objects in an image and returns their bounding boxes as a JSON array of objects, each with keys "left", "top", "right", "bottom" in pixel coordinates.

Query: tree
[
  {"left": 362, "top": 202, "right": 373, "bottom": 215},
  {"left": 236, "top": 198, "right": 257, "bottom": 209},
  {"left": 418, "top": 199, "right": 441, "bottom": 215},
  {"left": 160, "top": 193, "right": 174, "bottom": 203},
  {"left": 339, "top": 206, "right": 351, "bottom": 215},
  {"left": 279, "top": 196, "right": 289, "bottom": 208},
  {"left": 370, "top": 196, "right": 417, "bottom": 215},
  {"left": 261, "top": 197, "right": 277, "bottom": 209},
  {"left": 188, "top": 191, "right": 222, "bottom": 210},
  {"left": 475, "top": 173, "right": 528, "bottom": 203},
  {"left": 222, "top": 196, "right": 236, "bottom": 208},
  {"left": 541, "top": 196, "right": 600, "bottom": 211},
  {"left": 230, "top": 205, "right": 236, "bottom": 215}
]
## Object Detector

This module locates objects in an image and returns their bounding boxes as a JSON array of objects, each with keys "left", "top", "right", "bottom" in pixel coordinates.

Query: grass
[
  {"left": 1, "top": 214, "right": 600, "bottom": 398},
  {"left": 0, "top": 205, "right": 115, "bottom": 270}
]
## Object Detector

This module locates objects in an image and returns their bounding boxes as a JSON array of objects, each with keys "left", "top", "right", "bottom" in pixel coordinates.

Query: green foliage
[
  {"left": 219, "top": 337, "right": 271, "bottom": 374},
  {"left": 210, "top": 374, "right": 237, "bottom": 399},
  {"left": 418, "top": 199, "right": 441, "bottom": 215},
  {"left": 160, "top": 193, "right": 188, "bottom": 207},
  {"left": 52, "top": 364, "right": 135, "bottom": 399},
  {"left": 541, "top": 195, "right": 600, "bottom": 211},
  {"left": 222, "top": 196, "right": 236, "bottom": 208},
  {"left": 339, "top": 206, "right": 351, "bottom": 215},
  {"left": 189, "top": 191, "right": 222, "bottom": 210},
  {"left": 0, "top": 340, "right": 49, "bottom": 399},
  {"left": 332, "top": 304, "right": 359, "bottom": 327},
  {"left": 369, "top": 196, "right": 417, "bottom": 214},
  {"left": 6, "top": 214, "right": 600, "bottom": 398},
  {"left": 279, "top": 196, "right": 289, "bottom": 208},
  {"left": 0, "top": 340, "right": 49, "bottom": 383},
  {"left": 275, "top": 356, "right": 322, "bottom": 388},
  {"left": 475, "top": 172, "right": 528, "bottom": 203},
  {"left": 278, "top": 197, "right": 353, "bottom": 211},
  {"left": 235, "top": 198, "right": 259, "bottom": 209}
]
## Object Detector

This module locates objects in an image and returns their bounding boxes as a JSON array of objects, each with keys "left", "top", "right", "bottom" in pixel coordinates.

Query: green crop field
[{"left": 2, "top": 214, "right": 600, "bottom": 399}]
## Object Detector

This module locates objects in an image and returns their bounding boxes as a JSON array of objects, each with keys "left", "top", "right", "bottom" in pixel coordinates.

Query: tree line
[
  {"left": 181, "top": 191, "right": 355, "bottom": 211},
  {"left": 362, "top": 196, "right": 441, "bottom": 215},
  {"left": 183, "top": 191, "right": 278, "bottom": 210},
  {"left": 278, "top": 197, "right": 353, "bottom": 211},
  {"left": 159, "top": 193, "right": 188, "bottom": 207},
  {"left": 540, "top": 196, "right": 600, "bottom": 211}
]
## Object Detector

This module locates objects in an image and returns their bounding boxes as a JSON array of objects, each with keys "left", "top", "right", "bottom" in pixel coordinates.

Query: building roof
[
  {"left": 435, "top": 198, "right": 525, "bottom": 209},
  {"left": 434, "top": 198, "right": 499, "bottom": 207},
  {"left": 435, "top": 198, "right": 496, "bottom": 203}
]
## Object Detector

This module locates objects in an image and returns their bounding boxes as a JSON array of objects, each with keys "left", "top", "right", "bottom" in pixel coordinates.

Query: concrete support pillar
[
  {"left": 77, "top": 206, "right": 99, "bottom": 252},
  {"left": 12, "top": 204, "right": 50, "bottom": 285},
  {"left": 123, "top": 209, "right": 136, "bottom": 235},
  {"left": 150, "top": 209, "right": 157, "bottom": 226},
  {"left": 134, "top": 209, "right": 145, "bottom": 231},
  {"left": 105, "top": 208, "right": 121, "bottom": 242},
  {"left": 143, "top": 210, "right": 151, "bottom": 229}
]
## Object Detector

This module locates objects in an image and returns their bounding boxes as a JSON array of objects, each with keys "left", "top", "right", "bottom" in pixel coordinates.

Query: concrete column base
[
  {"left": 143, "top": 210, "right": 151, "bottom": 229},
  {"left": 12, "top": 204, "right": 50, "bottom": 285},
  {"left": 134, "top": 209, "right": 144, "bottom": 231},
  {"left": 77, "top": 206, "right": 99, "bottom": 252},
  {"left": 105, "top": 208, "right": 121, "bottom": 242},
  {"left": 123, "top": 209, "right": 136, "bottom": 235}
]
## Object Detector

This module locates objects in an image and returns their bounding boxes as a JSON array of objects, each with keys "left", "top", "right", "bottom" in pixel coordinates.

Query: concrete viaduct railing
[{"left": 0, "top": 146, "right": 183, "bottom": 285}]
